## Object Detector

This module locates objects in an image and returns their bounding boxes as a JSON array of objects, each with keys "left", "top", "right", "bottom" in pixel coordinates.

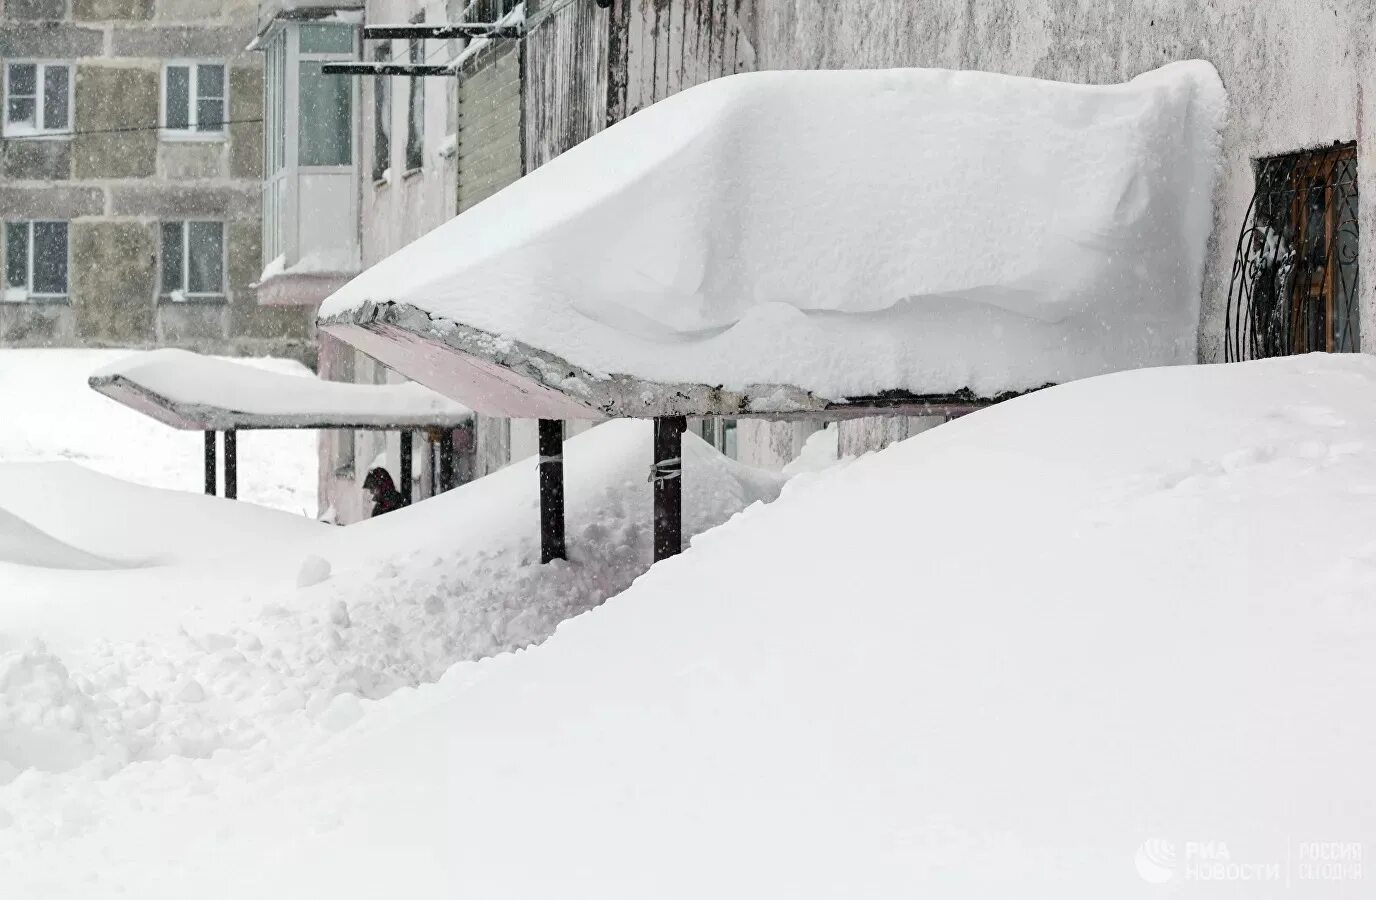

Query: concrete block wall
[{"left": 0, "top": 0, "right": 314, "bottom": 360}]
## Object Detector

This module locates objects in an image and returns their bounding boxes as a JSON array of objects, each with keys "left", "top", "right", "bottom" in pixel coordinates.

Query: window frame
[
  {"left": 3, "top": 60, "right": 73, "bottom": 138},
  {"left": 159, "top": 219, "right": 228, "bottom": 301},
  {"left": 296, "top": 27, "right": 356, "bottom": 170},
  {"left": 3, "top": 220, "right": 70, "bottom": 302},
  {"left": 160, "top": 60, "right": 229, "bottom": 141}
]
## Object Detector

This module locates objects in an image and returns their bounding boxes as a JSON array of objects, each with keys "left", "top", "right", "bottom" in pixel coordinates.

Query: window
[
  {"left": 160, "top": 221, "right": 225, "bottom": 298},
  {"left": 298, "top": 24, "right": 354, "bottom": 166},
  {"left": 372, "top": 44, "right": 392, "bottom": 181},
  {"left": 1225, "top": 143, "right": 1359, "bottom": 359},
  {"left": 4, "top": 62, "right": 71, "bottom": 136},
  {"left": 405, "top": 31, "right": 424, "bottom": 171},
  {"left": 4, "top": 221, "right": 68, "bottom": 300},
  {"left": 162, "top": 63, "right": 226, "bottom": 136}
]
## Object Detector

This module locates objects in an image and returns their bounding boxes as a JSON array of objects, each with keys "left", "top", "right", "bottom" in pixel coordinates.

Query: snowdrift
[
  {"left": 0, "top": 506, "right": 125, "bottom": 571},
  {"left": 0, "top": 421, "right": 785, "bottom": 882},
  {"left": 321, "top": 62, "right": 1225, "bottom": 399},
  {"left": 6, "top": 355, "right": 1372, "bottom": 898}
]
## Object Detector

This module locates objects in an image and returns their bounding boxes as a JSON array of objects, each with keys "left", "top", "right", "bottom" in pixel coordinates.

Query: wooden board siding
[
  {"left": 610, "top": 0, "right": 754, "bottom": 123},
  {"left": 523, "top": 0, "right": 754, "bottom": 174},
  {"left": 457, "top": 41, "right": 524, "bottom": 212},
  {"left": 523, "top": 0, "right": 611, "bottom": 170}
]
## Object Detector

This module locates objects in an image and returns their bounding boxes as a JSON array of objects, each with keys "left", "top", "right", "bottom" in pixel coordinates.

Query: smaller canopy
[{"left": 89, "top": 348, "right": 473, "bottom": 431}]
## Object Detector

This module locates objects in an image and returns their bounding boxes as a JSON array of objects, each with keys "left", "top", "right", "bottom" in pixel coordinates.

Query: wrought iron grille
[{"left": 1224, "top": 143, "right": 1359, "bottom": 361}]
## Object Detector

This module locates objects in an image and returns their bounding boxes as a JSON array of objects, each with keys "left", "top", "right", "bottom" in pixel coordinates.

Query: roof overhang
[{"left": 320, "top": 301, "right": 1035, "bottom": 422}]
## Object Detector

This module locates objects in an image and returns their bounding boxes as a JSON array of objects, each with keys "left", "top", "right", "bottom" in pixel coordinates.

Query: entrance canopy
[
  {"left": 318, "top": 62, "right": 1225, "bottom": 421},
  {"left": 90, "top": 348, "right": 474, "bottom": 503},
  {"left": 89, "top": 348, "right": 472, "bottom": 431}
]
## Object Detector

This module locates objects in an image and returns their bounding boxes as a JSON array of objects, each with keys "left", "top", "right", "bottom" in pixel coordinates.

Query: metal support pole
[
  {"left": 537, "top": 419, "right": 566, "bottom": 563},
  {"left": 652, "top": 415, "right": 686, "bottom": 562},
  {"left": 204, "top": 430, "right": 217, "bottom": 496},
  {"left": 223, "top": 429, "right": 237, "bottom": 500},
  {"left": 438, "top": 429, "right": 455, "bottom": 493},
  {"left": 399, "top": 430, "right": 413, "bottom": 506}
]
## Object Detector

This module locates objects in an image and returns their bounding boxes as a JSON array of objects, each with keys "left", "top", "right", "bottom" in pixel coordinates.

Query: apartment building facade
[{"left": 0, "top": 0, "right": 313, "bottom": 358}]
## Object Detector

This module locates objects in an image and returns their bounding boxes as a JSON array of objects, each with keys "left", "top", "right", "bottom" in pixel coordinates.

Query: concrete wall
[
  {"left": 0, "top": 0, "right": 315, "bottom": 359},
  {"left": 747, "top": 0, "right": 1373, "bottom": 456}
]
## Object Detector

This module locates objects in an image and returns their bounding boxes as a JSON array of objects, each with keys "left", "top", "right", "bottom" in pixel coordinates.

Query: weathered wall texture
[
  {"left": 456, "top": 39, "right": 520, "bottom": 213},
  {"left": 0, "top": 0, "right": 314, "bottom": 359},
  {"left": 746, "top": 0, "right": 1373, "bottom": 456}
]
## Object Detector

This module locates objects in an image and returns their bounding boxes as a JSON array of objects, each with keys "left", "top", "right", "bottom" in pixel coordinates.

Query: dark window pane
[
  {"left": 197, "top": 64, "right": 224, "bottom": 98},
  {"left": 372, "top": 45, "right": 391, "bottom": 180},
  {"left": 8, "top": 64, "right": 35, "bottom": 97},
  {"left": 298, "top": 62, "right": 351, "bottom": 166},
  {"left": 405, "top": 39, "right": 423, "bottom": 170},
  {"left": 161, "top": 222, "right": 184, "bottom": 293},
  {"left": 7, "top": 97, "right": 35, "bottom": 129},
  {"left": 5, "top": 222, "right": 27, "bottom": 289},
  {"left": 165, "top": 66, "right": 190, "bottom": 129},
  {"left": 187, "top": 221, "right": 223, "bottom": 294},
  {"left": 32, "top": 222, "right": 67, "bottom": 295},
  {"left": 197, "top": 97, "right": 224, "bottom": 131},
  {"left": 298, "top": 24, "right": 354, "bottom": 53},
  {"left": 43, "top": 66, "right": 69, "bottom": 130}
]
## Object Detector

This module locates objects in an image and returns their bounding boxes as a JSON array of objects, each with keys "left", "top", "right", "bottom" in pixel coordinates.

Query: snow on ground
[
  {"left": 322, "top": 62, "right": 1224, "bottom": 399},
  {"left": 0, "top": 349, "right": 318, "bottom": 515},
  {"left": 4, "top": 355, "right": 1374, "bottom": 898},
  {"left": 0, "top": 419, "right": 785, "bottom": 896}
]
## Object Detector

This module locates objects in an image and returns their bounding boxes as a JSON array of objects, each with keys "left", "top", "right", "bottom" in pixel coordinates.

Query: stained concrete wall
[
  {"left": 0, "top": 0, "right": 314, "bottom": 359},
  {"left": 747, "top": 0, "right": 1374, "bottom": 457}
]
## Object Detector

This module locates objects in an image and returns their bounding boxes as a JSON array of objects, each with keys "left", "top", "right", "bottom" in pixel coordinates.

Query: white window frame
[
  {"left": 160, "top": 60, "right": 229, "bottom": 141},
  {"left": 160, "top": 219, "right": 228, "bottom": 300},
  {"left": 3, "top": 220, "right": 69, "bottom": 302},
  {"left": 3, "top": 60, "right": 73, "bottom": 138}
]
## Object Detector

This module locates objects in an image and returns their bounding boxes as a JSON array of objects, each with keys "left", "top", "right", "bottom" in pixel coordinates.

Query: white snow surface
[
  {"left": 0, "top": 420, "right": 785, "bottom": 895},
  {"left": 0, "top": 349, "right": 317, "bottom": 514},
  {"left": 321, "top": 62, "right": 1226, "bottom": 398},
  {"left": 90, "top": 348, "right": 472, "bottom": 428},
  {"left": 5, "top": 354, "right": 1376, "bottom": 897}
]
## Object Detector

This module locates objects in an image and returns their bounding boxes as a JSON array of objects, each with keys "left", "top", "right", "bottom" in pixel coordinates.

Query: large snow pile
[
  {"left": 0, "top": 420, "right": 785, "bottom": 895},
  {"left": 321, "top": 62, "right": 1225, "bottom": 399},
  {"left": 5, "top": 354, "right": 1374, "bottom": 898},
  {"left": 89, "top": 348, "right": 471, "bottom": 429},
  {"left": 0, "top": 349, "right": 318, "bottom": 514}
]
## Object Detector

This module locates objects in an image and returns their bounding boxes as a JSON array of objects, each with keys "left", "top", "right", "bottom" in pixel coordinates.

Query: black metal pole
[
  {"left": 652, "top": 416, "right": 686, "bottom": 562},
  {"left": 438, "top": 429, "right": 455, "bottom": 493},
  {"left": 399, "top": 430, "right": 413, "bottom": 506},
  {"left": 204, "top": 430, "right": 216, "bottom": 496},
  {"left": 223, "top": 429, "right": 237, "bottom": 500},
  {"left": 537, "top": 419, "right": 566, "bottom": 563}
]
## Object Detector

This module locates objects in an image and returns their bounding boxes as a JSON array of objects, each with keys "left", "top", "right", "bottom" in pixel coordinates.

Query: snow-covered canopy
[
  {"left": 319, "top": 62, "right": 1225, "bottom": 419},
  {"left": 88, "top": 348, "right": 472, "bottom": 431}
]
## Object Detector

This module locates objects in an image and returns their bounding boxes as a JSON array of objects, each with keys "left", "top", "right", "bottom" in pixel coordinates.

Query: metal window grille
[{"left": 1225, "top": 143, "right": 1359, "bottom": 361}]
